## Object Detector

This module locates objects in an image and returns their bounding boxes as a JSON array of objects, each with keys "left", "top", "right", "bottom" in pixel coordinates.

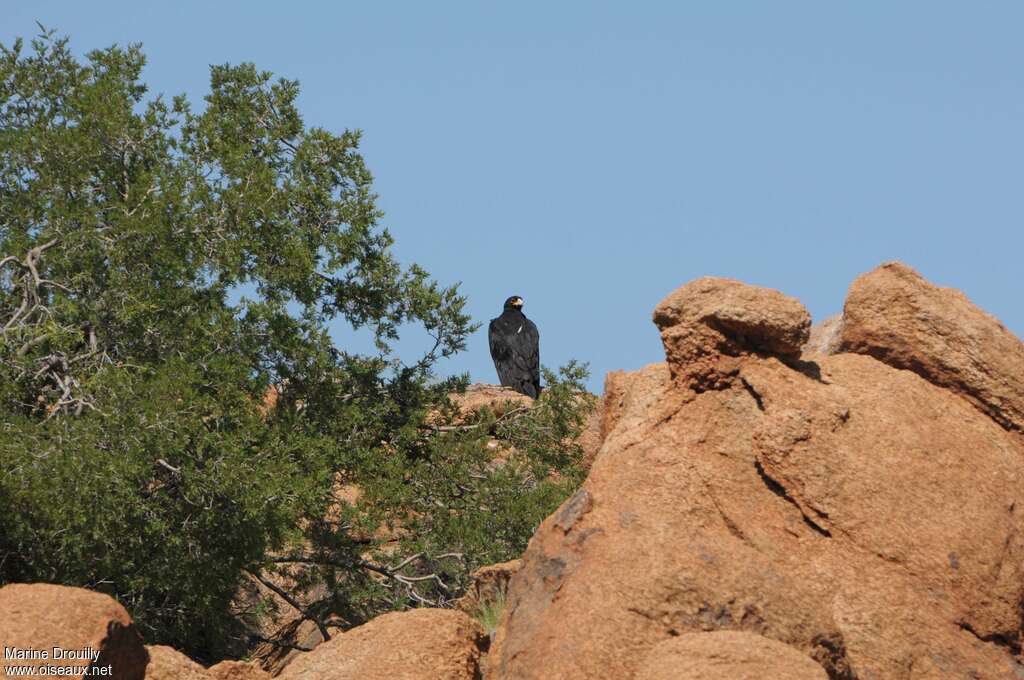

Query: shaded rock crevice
[
  {"left": 753, "top": 460, "right": 832, "bottom": 539},
  {"left": 957, "top": 620, "right": 1023, "bottom": 657},
  {"left": 740, "top": 377, "right": 766, "bottom": 411},
  {"left": 808, "top": 634, "right": 855, "bottom": 680},
  {"left": 783, "top": 357, "right": 828, "bottom": 383},
  {"left": 703, "top": 316, "right": 805, "bottom": 364}
]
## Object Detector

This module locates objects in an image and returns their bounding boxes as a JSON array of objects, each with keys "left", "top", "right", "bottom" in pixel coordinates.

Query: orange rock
[
  {"left": 636, "top": 631, "right": 828, "bottom": 680},
  {"left": 144, "top": 645, "right": 209, "bottom": 679},
  {"left": 207, "top": 659, "right": 271, "bottom": 679},
  {"left": 841, "top": 261, "right": 1024, "bottom": 432},
  {"left": 653, "top": 276, "right": 811, "bottom": 391},
  {"left": 600, "top": 364, "right": 676, "bottom": 452},
  {"left": 279, "top": 609, "right": 487, "bottom": 680},
  {"left": 0, "top": 583, "right": 148, "bottom": 680},
  {"left": 144, "top": 646, "right": 271, "bottom": 680},
  {"left": 449, "top": 383, "right": 533, "bottom": 420},
  {"left": 491, "top": 272, "right": 1024, "bottom": 679}
]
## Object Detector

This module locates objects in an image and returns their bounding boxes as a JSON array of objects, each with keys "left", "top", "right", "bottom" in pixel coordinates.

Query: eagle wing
[
  {"left": 488, "top": 318, "right": 515, "bottom": 386},
  {"left": 520, "top": 318, "right": 540, "bottom": 393}
]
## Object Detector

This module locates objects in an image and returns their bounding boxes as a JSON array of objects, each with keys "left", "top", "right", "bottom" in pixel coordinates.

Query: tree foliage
[
  {"left": 0, "top": 30, "right": 593, "bottom": 661},
  {"left": 359, "top": 362, "right": 594, "bottom": 606}
]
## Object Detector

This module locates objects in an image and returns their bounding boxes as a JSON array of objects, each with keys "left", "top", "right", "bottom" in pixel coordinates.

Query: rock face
[
  {"left": 279, "top": 609, "right": 487, "bottom": 680},
  {"left": 840, "top": 261, "right": 1024, "bottom": 432},
  {"left": 0, "top": 583, "right": 149, "bottom": 680},
  {"left": 491, "top": 268, "right": 1024, "bottom": 679},
  {"left": 636, "top": 631, "right": 829, "bottom": 680}
]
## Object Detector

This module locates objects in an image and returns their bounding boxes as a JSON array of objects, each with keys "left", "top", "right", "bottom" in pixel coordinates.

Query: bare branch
[
  {"left": 270, "top": 554, "right": 391, "bottom": 579},
  {"left": 155, "top": 459, "right": 181, "bottom": 475},
  {"left": 247, "top": 634, "right": 317, "bottom": 654},
  {"left": 390, "top": 552, "right": 424, "bottom": 572},
  {"left": 269, "top": 551, "right": 457, "bottom": 608},
  {"left": 245, "top": 568, "right": 331, "bottom": 642},
  {"left": 16, "top": 333, "right": 51, "bottom": 357}
]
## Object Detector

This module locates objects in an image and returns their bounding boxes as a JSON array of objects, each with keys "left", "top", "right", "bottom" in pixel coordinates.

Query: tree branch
[
  {"left": 269, "top": 551, "right": 463, "bottom": 608},
  {"left": 244, "top": 567, "right": 331, "bottom": 642}
]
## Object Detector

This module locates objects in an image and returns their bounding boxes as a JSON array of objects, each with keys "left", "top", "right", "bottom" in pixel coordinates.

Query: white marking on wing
[{"left": 517, "top": 325, "right": 523, "bottom": 333}]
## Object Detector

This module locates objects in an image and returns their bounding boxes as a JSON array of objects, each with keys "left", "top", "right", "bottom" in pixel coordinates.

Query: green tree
[
  {"left": 0, "top": 29, "right": 472, "bottom": 656},
  {"left": 0, "top": 29, "right": 594, "bottom": 662}
]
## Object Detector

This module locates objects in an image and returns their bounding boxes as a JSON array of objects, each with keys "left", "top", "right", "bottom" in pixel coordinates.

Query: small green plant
[{"left": 475, "top": 591, "right": 507, "bottom": 636}]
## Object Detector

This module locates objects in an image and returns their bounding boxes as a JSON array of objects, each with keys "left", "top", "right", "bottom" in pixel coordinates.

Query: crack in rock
[
  {"left": 958, "top": 620, "right": 1023, "bottom": 657},
  {"left": 754, "top": 460, "right": 832, "bottom": 538},
  {"left": 740, "top": 377, "right": 766, "bottom": 412}
]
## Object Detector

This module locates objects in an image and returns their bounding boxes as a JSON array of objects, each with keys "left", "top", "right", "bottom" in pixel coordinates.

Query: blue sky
[{"left": 4, "top": 3, "right": 1022, "bottom": 393}]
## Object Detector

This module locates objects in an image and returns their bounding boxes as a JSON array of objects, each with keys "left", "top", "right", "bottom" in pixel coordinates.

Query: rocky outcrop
[
  {"left": 491, "top": 269, "right": 1024, "bottom": 679},
  {"left": 840, "top": 261, "right": 1024, "bottom": 432},
  {"left": 448, "top": 384, "right": 604, "bottom": 466},
  {"left": 279, "top": 609, "right": 487, "bottom": 680},
  {"left": 449, "top": 383, "right": 534, "bottom": 420},
  {"left": 144, "top": 646, "right": 270, "bottom": 679},
  {"left": 653, "top": 277, "right": 811, "bottom": 391},
  {"left": 0, "top": 583, "right": 149, "bottom": 680},
  {"left": 207, "top": 660, "right": 272, "bottom": 679},
  {"left": 144, "top": 645, "right": 209, "bottom": 679},
  {"left": 635, "top": 631, "right": 829, "bottom": 680}
]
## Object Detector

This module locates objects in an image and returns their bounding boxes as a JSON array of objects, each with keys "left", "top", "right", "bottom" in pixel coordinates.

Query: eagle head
[{"left": 504, "top": 296, "right": 524, "bottom": 310}]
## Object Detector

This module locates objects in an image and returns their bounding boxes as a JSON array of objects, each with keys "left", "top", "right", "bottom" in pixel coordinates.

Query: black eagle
[{"left": 488, "top": 295, "right": 541, "bottom": 398}]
